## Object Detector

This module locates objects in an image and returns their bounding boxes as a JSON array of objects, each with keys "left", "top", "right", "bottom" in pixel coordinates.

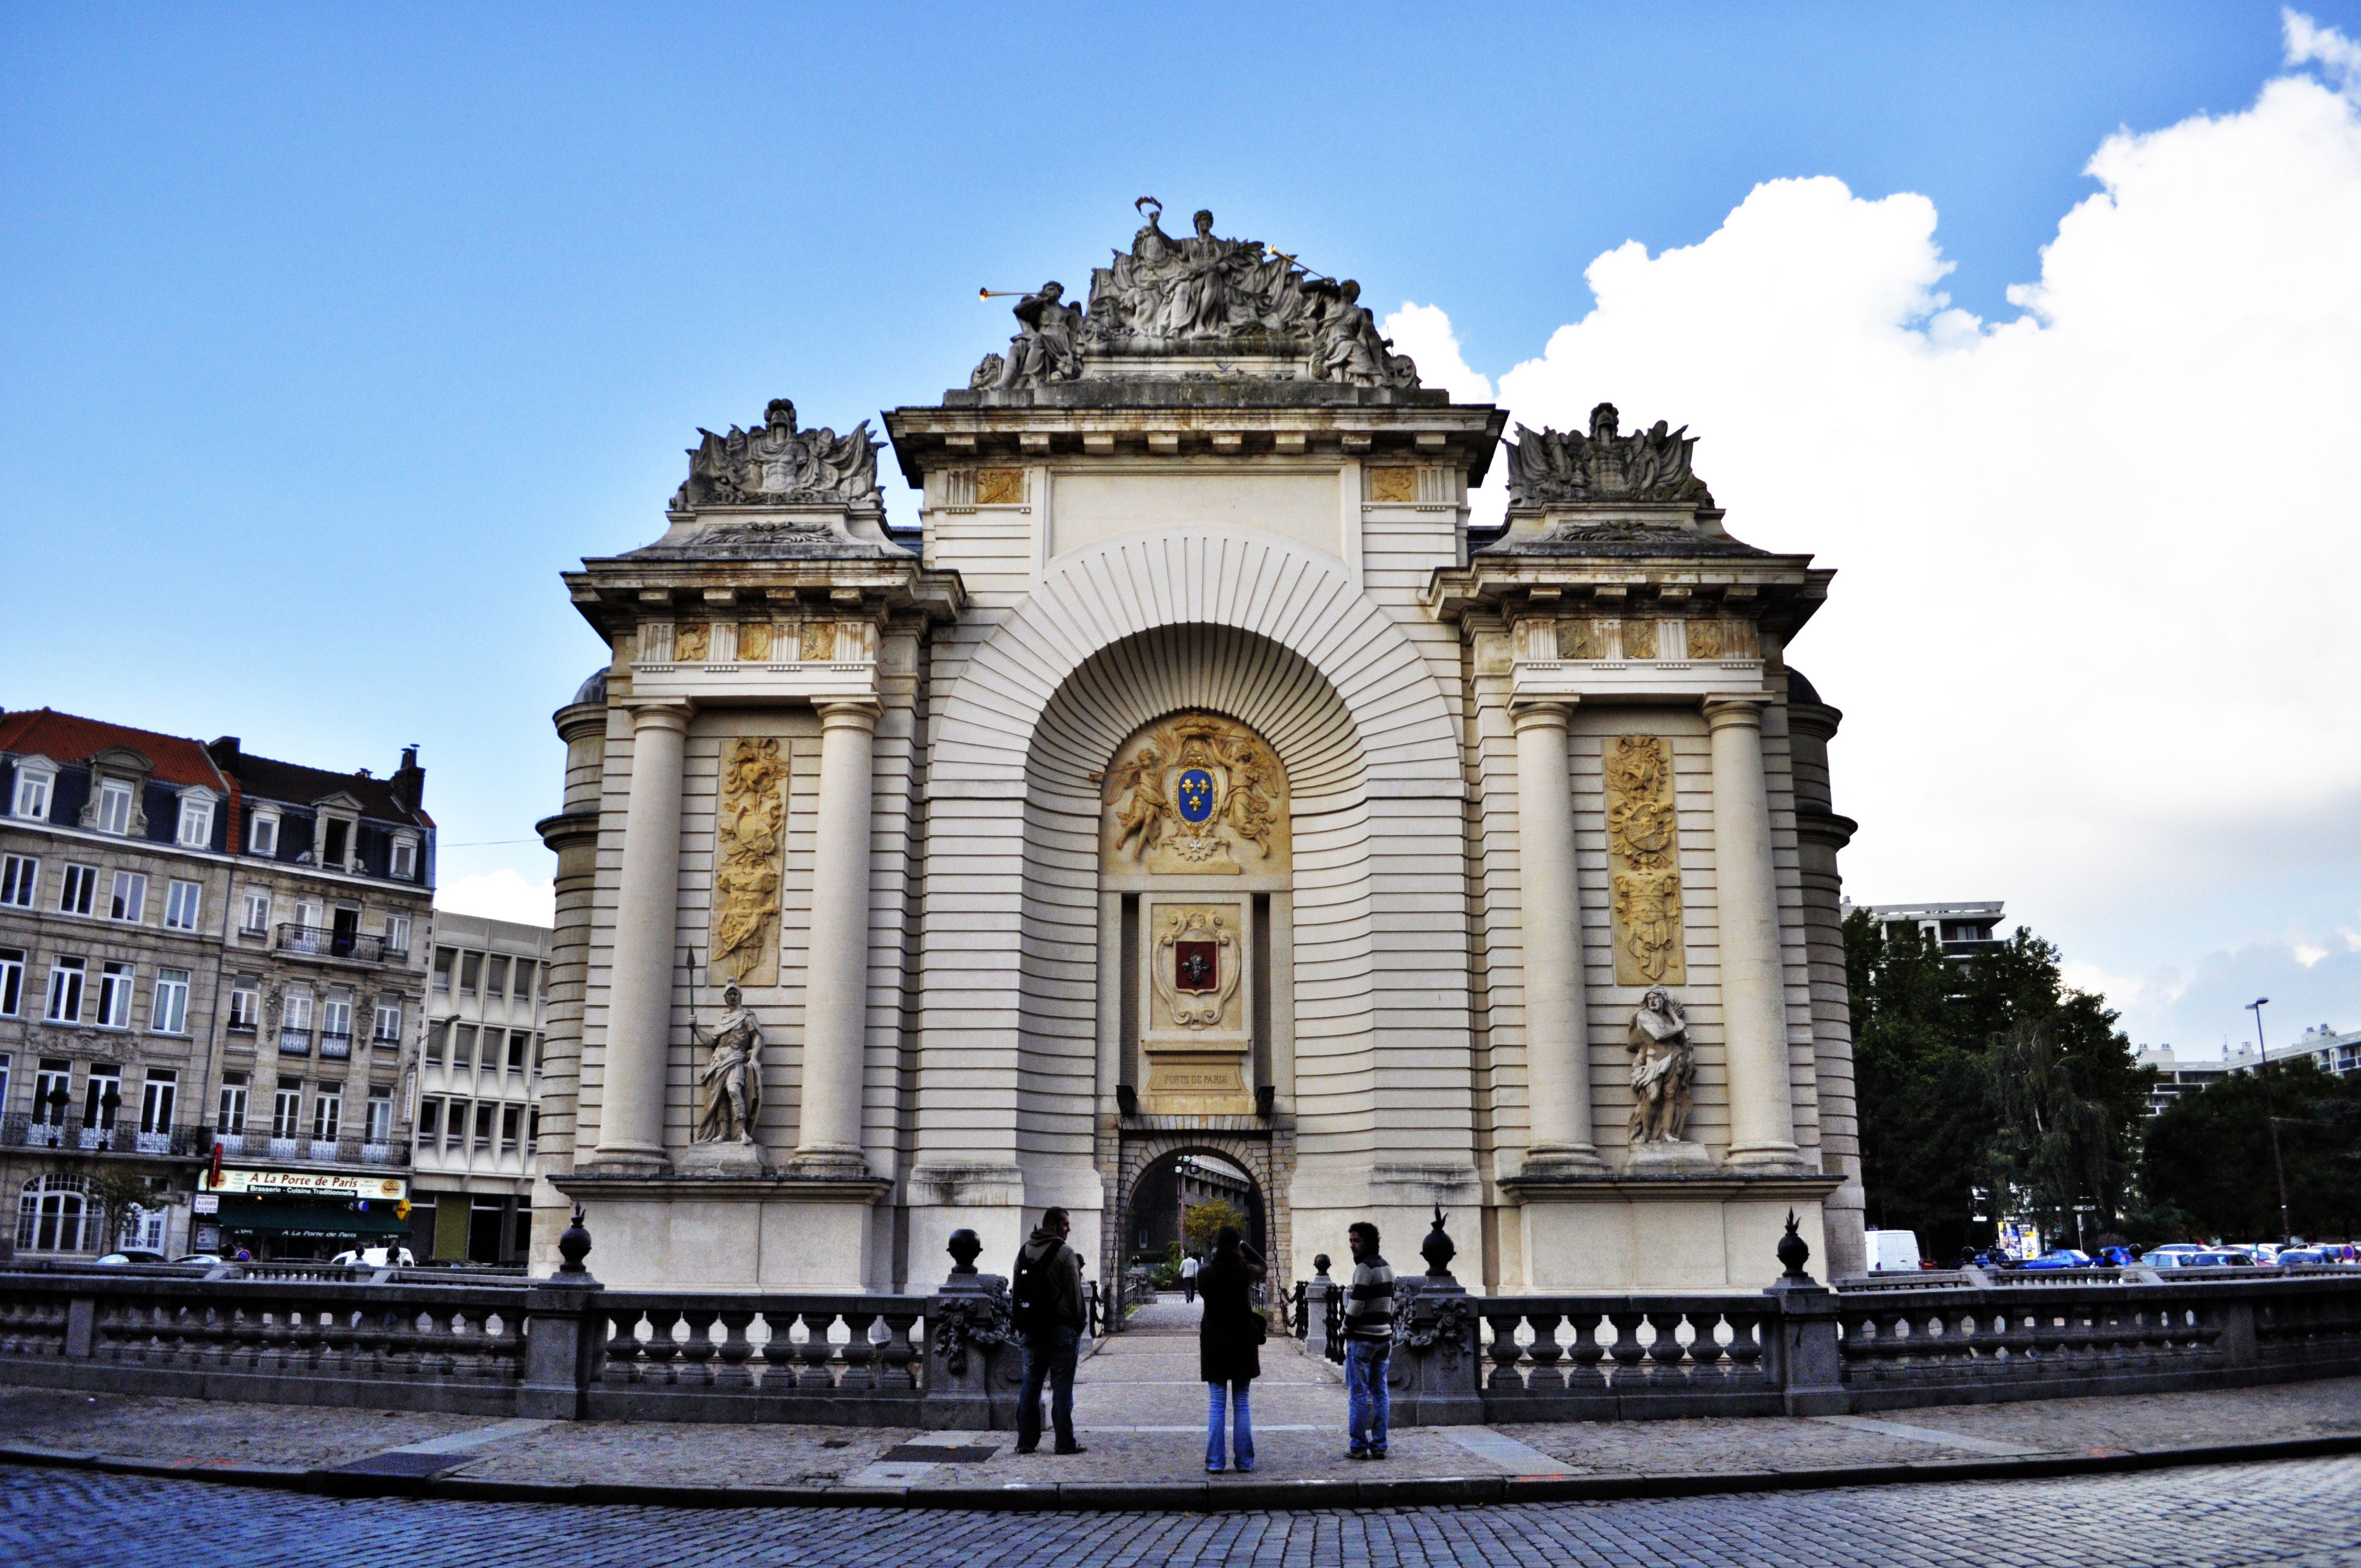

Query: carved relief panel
[
  {"left": 1604, "top": 734, "right": 1687, "bottom": 987},
  {"left": 1099, "top": 711, "right": 1290, "bottom": 877},
  {"left": 710, "top": 737, "right": 789, "bottom": 988},
  {"left": 1138, "top": 896, "right": 1253, "bottom": 1113}
]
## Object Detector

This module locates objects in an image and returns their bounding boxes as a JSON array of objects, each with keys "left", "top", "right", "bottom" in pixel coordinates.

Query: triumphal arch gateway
[{"left": 534, "top": 205, "right": 1864, "bottom": 1296}]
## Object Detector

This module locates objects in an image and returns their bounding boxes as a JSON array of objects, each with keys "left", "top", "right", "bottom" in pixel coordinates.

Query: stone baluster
[
  {"left": 796, "top": 1310, "right": 838, "bottom": 1389},
  {"left": 1723, "top": 1307, "right": 1766, "bottom": 1382},
  {"left": 1685, "top": 1309, "right": 1729, "bottom": 1380},
  {"left": 1606, "top": 1310, "right": 1647, "bottom": 1385},
  {"left": 641, "top": 1307, "right": 682, "bottom": 1385},
  {"left": 1525, "top": 1311, "right": 1565, "bottom": 1394},
  {"left": 796, "top": 702, "right": 881, "bottom": 1172},
  {"left": 593, "top": 700, "right": 693, "bottom": 1172},
  {"left": 1565, "top": 1310, "right": 1608, "bottom": 1388},
  {"left": 877, "top": 1309, "right": 920, "bottom": 1391},
  {"left": 1483, "top": 1309, "right": 1528, "bottom": 1397},
  {"left": 840, "top": 1310, "right": 880, "bottom": 1390},
  {"left": 1701, "top": 695, "right": 1800, "bottom": 1169},
  {"left": 713, "top": 1309, "right": 756, "bottom": 1390},
  {"left": 674, "top": 1308, "right": 717, "bottom": 1386},
  {"left": 1642, "top": 1309, "right": 1688, "bottom": 1385},
  {"left": 1511, "top": 700, "right": 1606, "bottom": 1170}
]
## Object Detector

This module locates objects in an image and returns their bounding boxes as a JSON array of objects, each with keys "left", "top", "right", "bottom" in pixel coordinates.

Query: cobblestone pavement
[
  {"left": 6, "top": 1456, "right": 2359, "bottom": 1565},
  {"left": 5, "top": 1365, "right": 2355, "bottom": 1494}
]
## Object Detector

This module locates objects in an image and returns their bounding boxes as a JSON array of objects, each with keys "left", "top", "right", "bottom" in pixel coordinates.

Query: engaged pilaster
[
  {"left": 1512, "top": 699, "right": 1605, "bottom": 1172},
  {"left": 793, "top": 698, "right": 880, "bottom": 1174},
  {"left": 1702, "top": 694, "right": 1800, "bottom": 1169},
  {"left": 591, "top": 699, "right": 692, "bottom": 1173}
]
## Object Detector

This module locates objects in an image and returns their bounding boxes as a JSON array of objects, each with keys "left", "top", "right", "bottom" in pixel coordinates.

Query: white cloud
[
  {"left": 2287, "top": 7, "right": 2361, "bottom": 90},
  {"left": 1424, "top": 19, "right": 2361, "bottom": 1036},
  {"left": 436, "top": 868, "right": 555, "bottom": 928},
  {"left": 1381, "top": 302, "right": 1494, "bottom": 404}
]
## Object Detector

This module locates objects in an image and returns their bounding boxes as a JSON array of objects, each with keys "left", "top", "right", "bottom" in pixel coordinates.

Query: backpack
[{"left": 1010, "top": 1239, "right": 1063, "bottom": 1335}]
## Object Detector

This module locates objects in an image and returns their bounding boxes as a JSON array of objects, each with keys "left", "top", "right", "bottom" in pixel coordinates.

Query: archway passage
[
  {"left": 1123, "top": 1149, "right": 1263, "bottom": 1333},
  {"left": 1106, "top": 1127, "right": 1288, "bottom": 1337}
]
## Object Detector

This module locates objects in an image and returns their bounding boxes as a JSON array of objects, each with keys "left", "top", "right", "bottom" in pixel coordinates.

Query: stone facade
[
  {"left": 537, "top": 210, "right": 1863, "bottom": 1293},
  {"left": 0, "top": 712, "right": 432, "bottom": 1261}
]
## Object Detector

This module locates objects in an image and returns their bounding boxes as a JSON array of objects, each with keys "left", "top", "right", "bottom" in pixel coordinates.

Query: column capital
[
  {"left": 814, "top": 698, "right": 883, "bottom": 732},
  {"left": 1508, "top": 696, "right": 1577, "bottom": 734},
  {"left": 1700, "top": 693, "right": 1773, "bottom": 731},
  {"left": 622, "top": 698, "right": 695, "bottom": 733}
]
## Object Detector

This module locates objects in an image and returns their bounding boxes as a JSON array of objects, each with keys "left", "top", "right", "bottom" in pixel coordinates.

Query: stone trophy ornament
[
  {"left": 1625, "top": 987, "right": 1705, "bottom": 1168},
  {"left": 671, "top": 399, "right": 878, "bottom": 511},
  {"left": 681, "top": 982, "right": 766, "bottom": 1175},
  {"left": 1505, "top": 403, "right": 1714, "bottom": 508}
]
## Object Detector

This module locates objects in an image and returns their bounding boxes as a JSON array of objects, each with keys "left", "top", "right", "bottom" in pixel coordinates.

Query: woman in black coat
[{"left": 1199, "top": 1224, "right": 1266, "bottom": 1472}]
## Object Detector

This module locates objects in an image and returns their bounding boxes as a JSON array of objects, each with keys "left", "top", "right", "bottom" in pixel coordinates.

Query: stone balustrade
[{"left": 3, "top": 1260, "right": 2353, "bottom": 1430}]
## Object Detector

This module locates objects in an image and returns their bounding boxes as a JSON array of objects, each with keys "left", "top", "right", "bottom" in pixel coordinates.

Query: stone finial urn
[
  {"left": 946, "top": 1227, "right": 983, "bottom": 1276},
  {"left": 557, "top": 1204, "right": 594, "bottom": 1275},
  {"left": 1777, "top": 1208, "right": 1815, "bottom": 1284},
  {"left": 1312, "top": 1253, "right": 1331, "bottom": 1280},
  {"left": 1420, "top": 1205, "right": 1457, "bottom": 1281}
]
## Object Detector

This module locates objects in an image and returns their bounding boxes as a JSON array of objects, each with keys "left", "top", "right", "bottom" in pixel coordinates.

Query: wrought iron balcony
[
  {"left": 319, "top": 1031, "right": 352, "bottom": 1060},
  {"left": 206, "top": 1129, "right": 411, "bottom": 1167},
  {"left": 278, "top": 1027, "right": 312, "bottom": 1056},
  {"left": 274, "top": 924, "right": 399, "bottom": 963},
  {"left": 0, "top": 1114, "right": 211, "bottom": 1157}
]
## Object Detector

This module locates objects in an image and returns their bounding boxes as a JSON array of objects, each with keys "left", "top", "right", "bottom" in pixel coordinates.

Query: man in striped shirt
[{"left": 1342, "top": 1221, "right": 1394, "bottom": 1459}]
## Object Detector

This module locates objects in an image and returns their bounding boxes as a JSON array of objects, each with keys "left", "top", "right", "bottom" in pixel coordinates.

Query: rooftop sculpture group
[
  {"left": 671, "top": 398, "right": 879, "bottom": 511},
  {"left": 974, "top": 199, "right": 1421, "bottom": 391},
  {"left": 1505, "top": 402, "right": 1713, "bottom": 508}
]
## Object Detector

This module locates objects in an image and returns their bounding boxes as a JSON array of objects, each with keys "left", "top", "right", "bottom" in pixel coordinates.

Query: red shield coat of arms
[{"left": 1175, "top": 940, "right": 1218, "bottom": 994}]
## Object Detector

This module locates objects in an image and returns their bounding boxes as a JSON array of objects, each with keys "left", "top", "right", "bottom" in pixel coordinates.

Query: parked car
[
  {"left": 2273, "top": 1248, "right": 2328, "bottom": 1266},
  {"left": 172, "top": 1254, "right": 226, "bottom": 1267},
  {"left": 2182, "top": 1250, "right": 2259, "bottom": 1268},
  {"left": 2016, "top": 1249, "right": 2095, "bottom": 1271},
  {"left": 90, "top": 1249, "right": 168, "bottom": 1266},
  {"left": 329, "top": 1245, "right": 416, "bottom": 1267}
]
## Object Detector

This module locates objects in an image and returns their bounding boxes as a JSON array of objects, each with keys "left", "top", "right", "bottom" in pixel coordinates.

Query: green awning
[{"left": 217, "top": 1201, "right": 411, "bottom": 1239}]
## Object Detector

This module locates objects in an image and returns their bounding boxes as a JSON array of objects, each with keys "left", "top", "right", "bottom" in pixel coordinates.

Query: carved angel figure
[
  {"left": 1626, "top": 988, "right": 1694, "bottom": 1145},
  {"left": 694, "top": 984, "right": 763, "bottom": 1146},
  {"left": 1109, "top": 739, "right": 1173, "bottom": 859}
]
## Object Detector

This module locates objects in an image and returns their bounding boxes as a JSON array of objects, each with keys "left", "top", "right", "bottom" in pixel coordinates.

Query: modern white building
[
  {"left": 410, "top": 911, "right": 550, "bottom": 1264},
  {"left": 531, "top": 209, "right": 1867, "bottom": 1295}
]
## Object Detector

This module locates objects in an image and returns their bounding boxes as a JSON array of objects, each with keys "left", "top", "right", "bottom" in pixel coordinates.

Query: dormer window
[
  {"left": 176, "top": 792, "right": 216, "bottom": 848},
  {"left": 249, "top": 810, "right": 279, "bottom": 857},
  {"left": 322, "top": 817, "right": 351, "bottom": 869},
  {"left": 390, "top": 835, "right": 417, "bottom": 880},
  {"left": 9, "top": 760, "right": 53, "bottom": 821},
  {"left": 95, "top": 778, "right": 134, "bottom": 836}
]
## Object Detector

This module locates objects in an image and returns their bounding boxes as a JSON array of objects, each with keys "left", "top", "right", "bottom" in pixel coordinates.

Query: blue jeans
[
  {"left": 1345, "top": 1339, "right": 1390, "bottom": 1453},
  {"left": 1206, "top": 1380, "right": 1254, "bottom": 1471},
  {"left": 1016, "top": 1326, "right": 1079, "bottom": 1451}
]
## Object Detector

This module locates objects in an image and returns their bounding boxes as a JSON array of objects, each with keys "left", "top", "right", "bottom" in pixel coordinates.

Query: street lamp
[{"left": 2248, "top": 998, "right": 2294, "bottom": 1245}]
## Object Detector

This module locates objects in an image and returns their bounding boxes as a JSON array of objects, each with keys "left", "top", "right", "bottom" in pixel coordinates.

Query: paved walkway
[
  {"left": 9, "top": 1456, "right": 2360, "bottom": 1565},
  {"left": 3, "top": 1362, "right": 2356, "bottom": 1505}
]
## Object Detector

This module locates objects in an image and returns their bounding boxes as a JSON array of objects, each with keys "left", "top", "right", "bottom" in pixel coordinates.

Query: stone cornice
[
  {"left": 1424, "top": 551, "right": 1833, "bottom": 639},
  {"left": 883, "top": 402, "right": 1509, "bottom": 489},
  {"left": 563, "top": 558, "right": 967, "bottom": 640}
]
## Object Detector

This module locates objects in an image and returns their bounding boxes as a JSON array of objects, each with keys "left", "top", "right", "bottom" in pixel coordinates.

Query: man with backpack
[{"left": 1011, "top": 1206, "right": 1087, "bottom": 1456}]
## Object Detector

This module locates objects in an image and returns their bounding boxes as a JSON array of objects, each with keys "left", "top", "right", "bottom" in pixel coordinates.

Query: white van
[{"left": 1863, "top": 1229, "right": 1924, "bottom": 1273}]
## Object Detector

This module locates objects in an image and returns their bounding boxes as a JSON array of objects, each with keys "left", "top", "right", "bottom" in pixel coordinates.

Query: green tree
[
  {"left": 1845, "top": 912, "right": 2155, "bottom": 1260},
  {"left": 1182, "top": 1198, "right": 1246, "bottom": 1256},
  {"left": 2141, "top": 1058, "right": 2361, "bottom": 1240},
  {"left": 83, "top": 1166, "right": 169, "bottom": 1252}
]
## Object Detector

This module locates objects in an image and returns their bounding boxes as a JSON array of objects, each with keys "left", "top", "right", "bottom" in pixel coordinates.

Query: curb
[{"left": 7, "top": 1432, "right": 2360, "bottom": 1512}]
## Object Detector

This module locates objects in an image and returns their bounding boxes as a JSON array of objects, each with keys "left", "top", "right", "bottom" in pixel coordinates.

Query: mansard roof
[
  {"left": 216, "top": 746, "right": 428, "bottom": 827},
  {"left": 0, "top": 707, "right": 226, "bottom": 791}
]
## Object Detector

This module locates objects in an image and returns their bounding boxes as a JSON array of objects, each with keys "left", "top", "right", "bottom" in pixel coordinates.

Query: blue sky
[{"left": 5, "top": 3, "right": 2357, "bottom": 1052}]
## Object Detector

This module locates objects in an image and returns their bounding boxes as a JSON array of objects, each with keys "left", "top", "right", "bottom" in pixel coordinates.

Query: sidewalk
[{"left": 4, "top": 1341, "right": 2357, "bottom": 1511}]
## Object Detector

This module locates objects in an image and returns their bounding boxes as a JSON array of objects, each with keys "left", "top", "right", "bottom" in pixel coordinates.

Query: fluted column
[
  {"left": 1703, "top": 695, "right": 1800, "bottom": 1169},
  {"left": 592, "top": 700, "right": 692, "bottom": 1172},
  {"left": 795, "top": 699, "right": 879, "bottom": 1171},
  {"left": 1513, "top": 700, "right": 1604, "bottom": 1171}
]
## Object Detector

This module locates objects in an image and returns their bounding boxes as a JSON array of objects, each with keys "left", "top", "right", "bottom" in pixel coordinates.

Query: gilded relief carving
[
  {"left": 1619, "top": 619, "right": 1657, "bottom": 661},
  {"left": 1150, "top": 905, "right": 1242, "bottom": 1031},
  {"left": 1684, "top": 619, "right": 1723, "bottom": 660},
  {"left": 1368, "top": 467, "right": 1417, "bottom": 503},
  {"left": 976, "top": 467, "right": 1025, "bottom": 506},
  {"left": 674, "top": 624, "right": 711, "bottom": 663},
  {"left": 1101, "top": 711, "right": 1288, "bottom": 875},
  {"left": 1555, "top": 619, "right": 1603, "bottom": 661},
  {"left": 798, "top": 621, "right": 836, "bottom": 662},
  {"left": 1604, "top": 734, "right": 1686, "bottom": 987},
  {"left": 710, "top": 737, "right": 787, "bottom": 987},
  {"left": 737, "top": 622, "right": 773, "bottom": 662}
]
